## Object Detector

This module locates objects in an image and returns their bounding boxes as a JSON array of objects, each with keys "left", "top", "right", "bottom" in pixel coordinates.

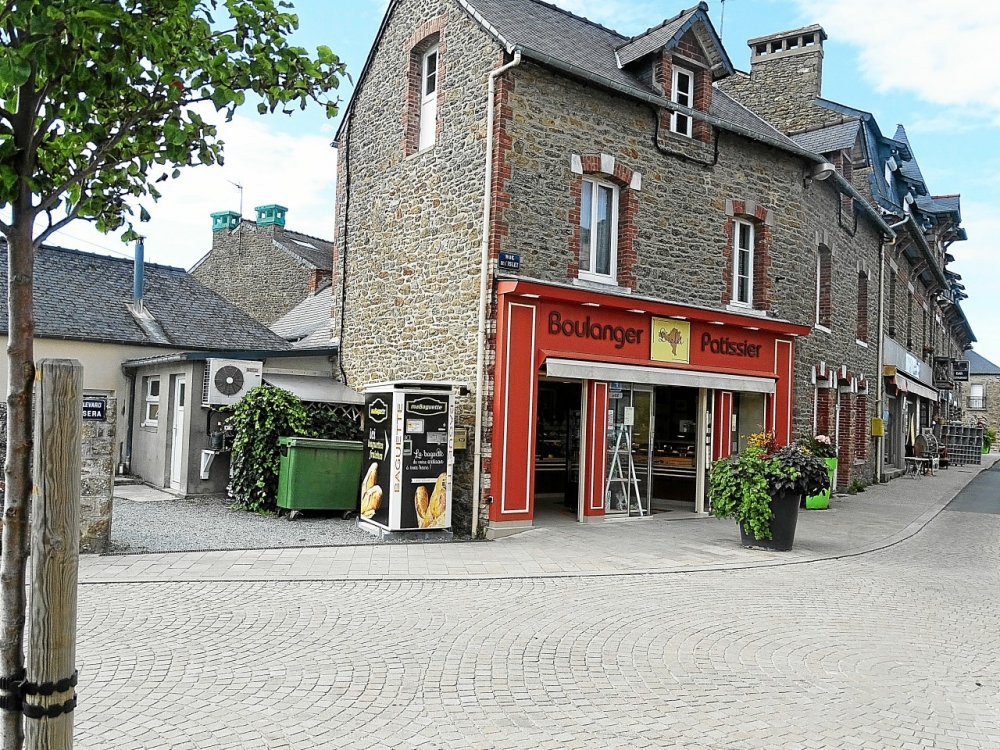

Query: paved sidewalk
[{"left": 83, "top": 455, "right": 998, "bottom": 583}]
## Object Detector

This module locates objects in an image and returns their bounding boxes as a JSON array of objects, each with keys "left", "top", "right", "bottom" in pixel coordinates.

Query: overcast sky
[{"left": 45, "top": 0, "right": 1000, "bottom": 363}]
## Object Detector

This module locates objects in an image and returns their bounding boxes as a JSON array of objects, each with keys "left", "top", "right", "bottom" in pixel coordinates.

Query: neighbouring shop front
[
  {"left": 882, "top": 336, "right": 941, "bottom": 474},
  {"left": 487, "top": 279, "right": 810, "bottom": 536}
]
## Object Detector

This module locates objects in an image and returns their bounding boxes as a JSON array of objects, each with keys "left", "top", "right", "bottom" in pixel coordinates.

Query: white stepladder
[{"left": 604, "top": 422, "right": 645, "bottom": 516}]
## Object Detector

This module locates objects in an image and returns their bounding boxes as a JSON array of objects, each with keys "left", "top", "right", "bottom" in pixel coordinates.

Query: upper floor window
[
  {"left": 670, "top": 65, "right": 694, "bottom": 138},
  {"left": 578, "top": 178, "right": 619, "bottom": 283},
  {"left": 857, "top": 270, "right": 869, "bottom": 341},
  {"left": 731, "top": 219, "right": 754, "bottom": 306},
  {"left": 143, "top": 376, "right": 160, "bottom": 427},
  {"left": 418, "top": 45, "right": 439, "bottom": 151},
  {"left": 815, "top": 245, "right": 832, "bottom": 330}
]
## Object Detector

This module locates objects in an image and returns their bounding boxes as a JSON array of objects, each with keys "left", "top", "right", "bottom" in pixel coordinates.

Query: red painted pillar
[{"left": 582, "top": 381, "right": 609, "bottom": 518}]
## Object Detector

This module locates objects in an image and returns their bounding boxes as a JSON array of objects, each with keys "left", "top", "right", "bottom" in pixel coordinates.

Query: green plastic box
[{"left": 276, "top": 437, "right": 363, "bottom": 512}]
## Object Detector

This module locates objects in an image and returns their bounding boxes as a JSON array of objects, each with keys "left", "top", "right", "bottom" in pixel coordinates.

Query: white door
[{"left": 170, "top": 377, "right": 186, "bottom": 489}]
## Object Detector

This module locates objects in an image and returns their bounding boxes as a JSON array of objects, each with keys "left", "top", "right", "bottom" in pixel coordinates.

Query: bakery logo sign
[
  {"left": 367, "top": 397, "right": 390, "bottom": 424},
  {"left": 651, "top": 317, "right": 691, "bottom": 364},
  {"left": 405, "top": 397, "right": 448, "bottom": 417}
]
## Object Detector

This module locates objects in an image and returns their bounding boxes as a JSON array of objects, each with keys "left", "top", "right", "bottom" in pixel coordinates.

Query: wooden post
[{"left": 25, "top": 360, "right": 82, "bottom": 750}]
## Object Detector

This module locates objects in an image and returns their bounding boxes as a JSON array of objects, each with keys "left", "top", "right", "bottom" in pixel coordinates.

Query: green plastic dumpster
[{"left": 276, "top": 437, "right": 364, "bottom": 516}]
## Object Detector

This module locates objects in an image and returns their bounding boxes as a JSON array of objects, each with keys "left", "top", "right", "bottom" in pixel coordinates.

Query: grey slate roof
[
  {"left": 710, "top": 89, "right": 800, "bottom": 150},
  {"left": 966, "top": 350, "right": 1000, "bottom": 375},
  {"left": 0, "top": 243, "right": 291, "bottom": 351},
  {"left": 270, "top": 285, "right": 334, "bottom": 349},
  {"left": 892, "top": 125, "right": 926, "bottom": 190},
  {"left": 791, "top": 120, "right": 861, "bottom": 154},
  {"left": 916, "top": 194, "right": 961, "bottom": 217},
  {"left": 466, "top": 0, "right": 652, "bottom": 96},
  {"left": 616, "top": 3, "right": 732, "bottom": 75},
  {"left": 616, "top": 7, "right": 696, "bottom": 67},
  {"left": 279, "top": 229, "right": 333, "bottom": 271}
]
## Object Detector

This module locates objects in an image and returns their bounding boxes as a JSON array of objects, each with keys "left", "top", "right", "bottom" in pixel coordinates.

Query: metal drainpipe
[
  {"left": 472, "top": 51, "right": 522, "bottom": 538},
  {"left": 876, "top": 238, "right": 886, "bottom": 482}
]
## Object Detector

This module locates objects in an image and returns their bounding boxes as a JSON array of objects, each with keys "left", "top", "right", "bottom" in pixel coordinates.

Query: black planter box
[{"left": 739, "top": 491, "right": 802, "bottom": 551}]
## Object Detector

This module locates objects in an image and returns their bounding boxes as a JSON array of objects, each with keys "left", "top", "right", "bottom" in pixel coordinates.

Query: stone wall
[
  {"left": 0, "top": 399, "right": 115, "bottom": 553},
  {"left": 192, "top": 221, "right": 324, "bottom": 325},
  {"left": 967, "top": 374, "right": 1000, "bottom": 432},
  {"left": 335, "top": 0, "right": 501, "bottom": 534},
  {"left": 80, "top": 397, "right": 116, "bottom": 553}
]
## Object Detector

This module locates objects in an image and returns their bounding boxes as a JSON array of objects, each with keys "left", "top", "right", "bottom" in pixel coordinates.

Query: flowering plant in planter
[
  {"left": 802, "top": 434, "right": 838, "bottom": 459},
  {"left": 709, "top": 432, "right": 829, "bottom": 540}
]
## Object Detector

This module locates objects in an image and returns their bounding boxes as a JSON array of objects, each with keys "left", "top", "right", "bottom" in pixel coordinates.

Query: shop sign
[
  {"left": 698, "top": 332, "right": 763, "bottom": 359},
  {"left": 650, "top": 317, "right": 691, "bottom": 364},
  {"left": 933, "top": 357, "right": 955, "bottom": 390},
  {"left": 953, "top": 359, "right": 970, "bottom": 382},
  {"left": 498, "top": 252, "right": 521, "bottom": 271},
  {"left": 546, "top": 310, "right": 644, "bottom": 350},
  {"left": 82, "top": 398, "right": 106, "bottom": 421}
]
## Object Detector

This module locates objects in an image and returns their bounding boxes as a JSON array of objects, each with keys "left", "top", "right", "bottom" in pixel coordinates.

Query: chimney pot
[
  {"left": 211, "top": 210, "right": 241, "bottom": 232},
  {"left": 255, "top": 204, "right": 288, "bottom": 227}
]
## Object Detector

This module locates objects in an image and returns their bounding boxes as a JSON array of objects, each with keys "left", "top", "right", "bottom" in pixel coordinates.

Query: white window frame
[
  {"left": 731, "top": 219, "right": 754, "bottom": 307},
  {"left": 418, "top": 44, "right": 439, "bottom": 151},
  {"left": 143, "top": 376, "right": 160, "bottom": 427},
  {"left": 670, "top": 65, "right": 694, "bottom": 138},
  {"left": 578, "top": 177, "right": 619, "bottom": 285}
]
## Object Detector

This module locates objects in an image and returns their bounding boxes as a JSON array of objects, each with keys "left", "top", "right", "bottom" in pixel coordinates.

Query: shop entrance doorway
[
  {"left": 534, "top": 381, "right": 582, "bottom": 515},
  {"left": 607, "top": 384, "right": 702, "bottom": 514}
]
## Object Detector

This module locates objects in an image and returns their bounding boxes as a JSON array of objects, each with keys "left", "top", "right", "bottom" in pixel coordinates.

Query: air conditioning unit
[{"left": 202, "top": 359, "right": 263, "bottom": 407}]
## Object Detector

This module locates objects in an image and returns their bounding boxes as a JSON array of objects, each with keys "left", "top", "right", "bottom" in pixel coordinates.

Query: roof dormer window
[{"left": 670, "top": 65, "right": 694, "bottom": 138}]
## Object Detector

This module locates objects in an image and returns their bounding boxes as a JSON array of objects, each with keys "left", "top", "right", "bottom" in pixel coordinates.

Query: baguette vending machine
[{"left": 358, "top": 382, "right": 458, "bottom": 536}]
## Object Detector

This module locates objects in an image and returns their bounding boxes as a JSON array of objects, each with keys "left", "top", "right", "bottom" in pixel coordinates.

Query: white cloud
[
  {"left": 793, "top": 0, "right": 1000, "bottom": 120},
  {"left": 49, "top": 107, "right": 338, "bottom": 270}
]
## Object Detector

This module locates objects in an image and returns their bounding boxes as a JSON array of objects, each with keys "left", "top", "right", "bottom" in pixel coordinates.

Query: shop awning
[
  {"left": 883, "top": 366, "right": 939, "bottom": 401},
  {"left": 545, "top": 358, "right": 776, "bottom": 394},
  {"left": 262, "top": 374, "right": 364, "bottom": 405}
]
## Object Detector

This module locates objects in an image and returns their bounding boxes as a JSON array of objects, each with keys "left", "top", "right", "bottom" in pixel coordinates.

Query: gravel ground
[{"left": 110, "top": 484, "right": 393, "bottom": 554}]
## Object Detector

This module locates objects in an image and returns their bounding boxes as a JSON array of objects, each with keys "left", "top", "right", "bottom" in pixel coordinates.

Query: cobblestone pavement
[{"left": 71, "top": 460, "right": 1000, "bottom": 749}]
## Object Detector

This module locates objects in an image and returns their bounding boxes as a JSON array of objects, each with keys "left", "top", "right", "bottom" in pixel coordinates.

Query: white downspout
[{"left": 472, "top": 51, "right": 522, "bottom": 537}]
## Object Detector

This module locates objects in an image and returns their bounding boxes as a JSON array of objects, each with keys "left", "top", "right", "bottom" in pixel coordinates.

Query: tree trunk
[
  {"left": 25, "top": 360, "right": 81, "bottom": 750},
  {"left": 1, "top": 216, "right": 37, "bottom": 750}
]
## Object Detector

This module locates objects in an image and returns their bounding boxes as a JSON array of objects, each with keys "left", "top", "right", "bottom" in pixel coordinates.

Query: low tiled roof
[
  {"left": 0, "top": 243, "right": 291, "bottom": 351},
  {"left": 270, "top": 285, "right": 334, "bottom": 349},
  {"left": 279, "top": 229, "right": 334, "bottom": 271},
  {"left": 791, "top": 120, "right": 861, "bottom": 154},
  {"left": 966, "top": 350, "right": 1000, "bottom": 375},
  {"left": 616, "top": 7, "right": 696, "bottom": 67}
]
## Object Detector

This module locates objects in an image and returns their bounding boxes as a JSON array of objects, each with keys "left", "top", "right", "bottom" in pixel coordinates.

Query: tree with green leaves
[{"left": 0, "top": 2, "right": 344, "bottom": 745}]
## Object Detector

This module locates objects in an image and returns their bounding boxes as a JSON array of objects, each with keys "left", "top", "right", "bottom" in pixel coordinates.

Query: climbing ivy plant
[{"left": 227, "top": 384, "right": 311, "bottom": 513}]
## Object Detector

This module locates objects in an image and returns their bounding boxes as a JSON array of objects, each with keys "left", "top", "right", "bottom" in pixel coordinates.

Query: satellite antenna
[
  {"left": 719, "top": 0, "right": 736, "bottom": 40},
  {"left": 229, "top": 179, "right": 244, "bottom": 253}
]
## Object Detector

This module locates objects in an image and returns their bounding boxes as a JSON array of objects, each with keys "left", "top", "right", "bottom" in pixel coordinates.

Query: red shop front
[{"left": 487, "top": 279, "right": 810, "bottom": 536}]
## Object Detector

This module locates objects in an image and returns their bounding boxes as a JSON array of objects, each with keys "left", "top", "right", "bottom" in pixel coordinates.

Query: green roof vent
[
  {"left": 255, "top": 204, "right": 287, "bottom": 227},
  {"left": 211, "top": 211, "right": 241, "bottom": 232}
]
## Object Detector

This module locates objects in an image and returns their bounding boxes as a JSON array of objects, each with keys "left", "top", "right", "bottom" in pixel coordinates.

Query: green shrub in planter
[{"left": 710, "top": 439, "right": 829, "bottom": 540}]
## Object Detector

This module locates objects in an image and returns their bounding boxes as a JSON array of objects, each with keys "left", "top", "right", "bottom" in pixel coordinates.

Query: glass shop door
[{"left": 605, "top": 384, "right": 651, "bottom": 516}]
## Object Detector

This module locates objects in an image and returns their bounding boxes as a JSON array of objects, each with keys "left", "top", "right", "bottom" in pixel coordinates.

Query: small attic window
[{"left": 292, "top": 239, "right": 318, "bottom": 250}]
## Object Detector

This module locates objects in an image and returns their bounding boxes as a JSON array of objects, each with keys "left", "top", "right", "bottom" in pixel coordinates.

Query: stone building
[
  {"left": 192, "top": 204, "right": 334, "bottom": 325},
  {"left": 334, "top": 0, "right": 974, "bottom": 535},
  {"left": 718, "top": 25, "right": 975, "bottom": 478},
  {"left": 964, "top": 350, "right": 1000, "bottom": 433}
]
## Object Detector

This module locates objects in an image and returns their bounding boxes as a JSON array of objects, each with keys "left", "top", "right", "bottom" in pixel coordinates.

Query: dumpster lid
[
  {"left": 263, "top": 374, "right": 364, "bottom": 405},
  {"left": 279, "top": 437, "right": 363, "bottom": 449}
]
